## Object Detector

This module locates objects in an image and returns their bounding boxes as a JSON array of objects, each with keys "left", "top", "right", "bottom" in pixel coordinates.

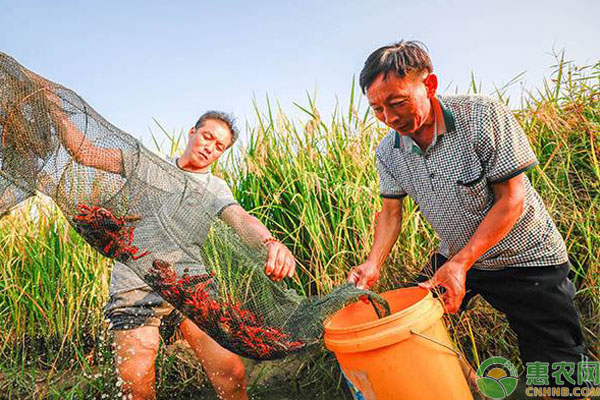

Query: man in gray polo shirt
[
  {"left": 46, "top": 101, "right": 296, "bottom": 399},
  {"left": 347, "top": 41, "right": 588, "bottom": 398}
]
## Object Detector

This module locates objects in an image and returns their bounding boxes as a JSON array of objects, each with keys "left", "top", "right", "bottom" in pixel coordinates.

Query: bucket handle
[{"left": 410, "top": 329, "right": 463, "bottom": 359}]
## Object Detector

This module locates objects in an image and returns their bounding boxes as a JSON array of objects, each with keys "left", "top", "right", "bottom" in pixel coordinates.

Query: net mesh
[{"left": 0, "top": 52, "right": 390, "bottom": 360}]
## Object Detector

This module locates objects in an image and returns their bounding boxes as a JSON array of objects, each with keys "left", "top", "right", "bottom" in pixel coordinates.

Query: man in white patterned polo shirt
[{"left": 347, "top": 41, "right": 589, "bottom": 399}]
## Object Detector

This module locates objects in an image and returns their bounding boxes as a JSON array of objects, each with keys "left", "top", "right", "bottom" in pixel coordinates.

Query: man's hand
[
  {"left": 221, "top": 206, "right": 297, "bottom": 281},
  {"left": 418, "top": 257, "right": 471, "bottom": 313},
  {"left": 347, "top": 260, "right": 380, "bottom": 290},
  {"left": 265, "top": 241, "right": 296, "bottom": 281}
]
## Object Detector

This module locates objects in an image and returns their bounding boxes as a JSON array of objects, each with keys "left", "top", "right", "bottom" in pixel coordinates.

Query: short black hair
[
  {"left": 194, "top": 111, "right": 239, "bottom": 148},
  {"left": 359, "top": 40, "right": 433, "bottom": 93}
]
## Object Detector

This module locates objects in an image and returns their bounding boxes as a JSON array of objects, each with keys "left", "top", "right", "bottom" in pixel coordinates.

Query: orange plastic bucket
[{"left": 324, "top": 287, "right": 473, "bottom": 400}]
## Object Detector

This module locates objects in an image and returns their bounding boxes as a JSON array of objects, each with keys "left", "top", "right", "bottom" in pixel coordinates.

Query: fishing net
[{"left": 0, "top": 52, "right": 390, "bottom": 360}]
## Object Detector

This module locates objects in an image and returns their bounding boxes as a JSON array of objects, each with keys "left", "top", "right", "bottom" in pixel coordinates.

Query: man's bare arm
[
  {"left": 420, "top": 174, "right": 526, "bottom": 313},
  {"left": 348, "top": 197, "right": 404, "bottom": 289},
  {"left": 220, "top": 205, "right": 271, "bottom": 247},
  {"left": 454, "top": 174, "right": 525, "bottom": 266},
  {"left": 41, "top": 85, "right": 124, "bottom": 175},
  {"left": 220, "top": 204, "right": 296, "bottom": 280}
]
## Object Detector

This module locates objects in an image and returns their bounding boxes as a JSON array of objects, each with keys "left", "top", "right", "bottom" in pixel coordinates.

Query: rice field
[{"left": 0, "top": 56, "right": 597, "bottom": 399}]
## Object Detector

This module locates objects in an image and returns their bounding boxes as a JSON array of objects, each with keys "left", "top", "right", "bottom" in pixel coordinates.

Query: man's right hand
[
  {"left": 347, "top": 260, "right": 380, "bottom": 290},
  {"left": 265, "top": 240, "right": 296, "bottom": 281}
]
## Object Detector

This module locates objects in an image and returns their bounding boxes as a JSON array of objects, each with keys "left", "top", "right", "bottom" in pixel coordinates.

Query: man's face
[
  {"left": 366, "top": 71, "right": 436, "bottom": 135},
  {"left": 185, "top": 119, "right": 233, "bottom": 169}
]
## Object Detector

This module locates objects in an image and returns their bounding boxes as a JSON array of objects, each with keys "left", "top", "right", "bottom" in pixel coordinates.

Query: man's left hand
[
  {"left": 265, "top": 241, "right": 296, "bottom": 281},
  {"left": 418, "top": 257, "right": 471, "bottom": 313}
]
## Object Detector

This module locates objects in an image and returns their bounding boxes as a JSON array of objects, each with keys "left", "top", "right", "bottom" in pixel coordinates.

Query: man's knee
[
  {"left": 179, "top": 319, "right": 247, "bottom": 397},
  {"left": 218, "top": 354, "right": 247, "bottom": 384},
  {"left": 210, "top": 354, "right": 247, "bottom": 396},
  {"left": 114, "top": 326, "right": 160, "bottom": 362}
]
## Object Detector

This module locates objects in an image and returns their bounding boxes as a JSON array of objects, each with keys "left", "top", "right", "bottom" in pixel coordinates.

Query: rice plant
[{"left": 0, "top": 55, "right": 597, "bottom": 399}]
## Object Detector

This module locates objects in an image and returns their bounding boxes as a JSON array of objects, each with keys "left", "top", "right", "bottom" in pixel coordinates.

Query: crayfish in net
[
  {"left": 72, "top": 203, "right": 151, "bottom": 262},
  {"left": 146, "top": 259, "right": 305, "bottom": 359}
]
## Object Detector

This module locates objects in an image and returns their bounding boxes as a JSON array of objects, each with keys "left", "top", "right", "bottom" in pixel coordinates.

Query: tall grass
[
  {"left": 0, "top": 198, "right": 110, "bottom": 350},
  {"left": 0, "top": 56, "right": 597, "bottom": 399}
]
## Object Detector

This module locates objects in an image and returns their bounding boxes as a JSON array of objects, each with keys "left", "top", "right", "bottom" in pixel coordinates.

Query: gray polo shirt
[
  {"left": 109, "top": 152, "right": 237, "bottom": 295},
  {"left": 377, "top": 94, "right": 568, "bottom": 270}
]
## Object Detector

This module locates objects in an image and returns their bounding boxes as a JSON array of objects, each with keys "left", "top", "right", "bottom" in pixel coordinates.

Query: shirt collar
[
  {"left": 393, "top": 96, "right": 456, "bottom": 151},
  {"left": 174, "top": 157, "right": 211, "bottom": 175}
]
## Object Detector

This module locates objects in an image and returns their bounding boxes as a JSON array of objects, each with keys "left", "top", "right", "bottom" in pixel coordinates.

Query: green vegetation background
[{"left": 0, "top": 56, "right": 597, "bottom": 399}]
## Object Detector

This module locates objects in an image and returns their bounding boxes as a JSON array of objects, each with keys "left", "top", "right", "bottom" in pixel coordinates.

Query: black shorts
[
  {"left": 104, "top": 288, "right": 186, "bottom": 340},
  {"left": 417, "top": 254, "right": 589, "bottom": 393}
]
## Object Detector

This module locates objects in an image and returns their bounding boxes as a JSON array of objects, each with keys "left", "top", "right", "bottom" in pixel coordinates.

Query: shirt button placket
[{"left": 424, "top": 154, "right": 435, "bottom": 192}]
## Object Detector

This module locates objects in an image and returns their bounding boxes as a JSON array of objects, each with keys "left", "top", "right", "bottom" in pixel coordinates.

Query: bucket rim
[{"left": 324, "top": 286, "right": 433, "bottom": 334}]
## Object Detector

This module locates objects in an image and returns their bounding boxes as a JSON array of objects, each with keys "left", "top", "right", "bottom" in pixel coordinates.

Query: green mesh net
[{"left": 0, "top": 52, "right": 389, "bottom": 360}]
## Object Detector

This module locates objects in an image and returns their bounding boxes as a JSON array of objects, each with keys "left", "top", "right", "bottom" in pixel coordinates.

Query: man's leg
[
  {"left": 179, "top": 318, "right": 248, "bottom": 400},
  {"left": 114, "top": 326, "right": 161, "bottom": 400},
  {"left": 105, "top": 289, "right": 170, "bottom": 400},
  {"left": 471, "top": 263, "right": 589, "bottom": 399}
]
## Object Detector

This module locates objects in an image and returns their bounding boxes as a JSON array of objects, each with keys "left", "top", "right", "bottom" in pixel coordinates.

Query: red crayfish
[
  {"left": 146, "top": 259, "right": 305, "bottom": 359},
  {"left": 73, "top": 203, "right": 151, "bottom": 262}
]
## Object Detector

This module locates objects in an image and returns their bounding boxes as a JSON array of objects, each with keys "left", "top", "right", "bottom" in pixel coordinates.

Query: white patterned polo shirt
[{"left": 376, "top": 94, "right": 568, "bottom": 270}]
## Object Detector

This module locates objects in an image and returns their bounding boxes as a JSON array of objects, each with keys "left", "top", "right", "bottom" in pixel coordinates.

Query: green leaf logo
[{"left": 476, "top": 357, "right": 519, "bottom": 399}]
